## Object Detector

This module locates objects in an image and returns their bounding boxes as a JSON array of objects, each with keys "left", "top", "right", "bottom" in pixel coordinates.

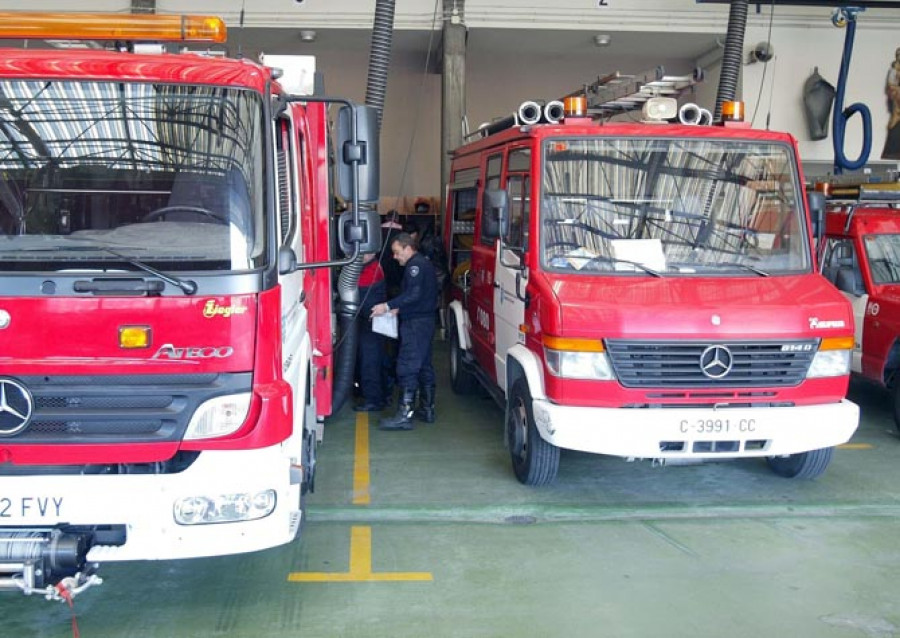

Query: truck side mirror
[
  {"left": 482, "top": 188, "right": 509, "bottom": 239},
  {"left": 337, "top": 104, "right": 380, "bottom": 204},
  {"left": 337, "top": 209, "right": 382, "bottom": 255},
  {"left": 807, "top": 191, "right": 826, "bottom": 241}
]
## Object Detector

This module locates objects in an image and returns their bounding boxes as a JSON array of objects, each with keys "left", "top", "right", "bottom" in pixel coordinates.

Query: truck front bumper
[
  {"left": 530, "top": 399, "right": 860, "bottom": 459},
  {"left": 0, "top": 445, "right": 301, "bottom": 563}
]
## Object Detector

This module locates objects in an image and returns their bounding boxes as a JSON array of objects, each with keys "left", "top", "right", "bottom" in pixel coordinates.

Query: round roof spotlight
[{"left": 593, "top": 34, "right": 611, "bottom": 47}]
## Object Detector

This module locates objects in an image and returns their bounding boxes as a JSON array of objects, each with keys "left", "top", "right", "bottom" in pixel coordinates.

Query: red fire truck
[
  {"left": 0, "top": 13, "right": 380, "bottom": 598},
  {"left": 444, "top": 71, "right": 859, "bottom": 486},
  {"left": 818, "top": 181, "right": 900, "bottom": 431}
]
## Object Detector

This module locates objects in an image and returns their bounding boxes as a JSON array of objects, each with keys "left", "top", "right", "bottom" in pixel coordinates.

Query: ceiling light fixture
[
  {"left": 594, "top": 34, "right": 611, "bottom": 47},
  {"left": 299, "top": 29, "right": 317, "bottom": 43}
]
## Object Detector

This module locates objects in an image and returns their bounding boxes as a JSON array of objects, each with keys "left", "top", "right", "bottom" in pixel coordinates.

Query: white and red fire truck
[
  {"left": 817, "top": 179, "right": 900, "bottom": 430},
  {"left": 444, "top": 71, "right": 860, "bottom": 486},
  {"left": 0, "top": 13, "right": 381, "bottom": 598}
]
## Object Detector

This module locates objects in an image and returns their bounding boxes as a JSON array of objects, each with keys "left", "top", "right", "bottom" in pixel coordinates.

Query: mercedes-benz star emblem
[
  {"left": 699, "top": 345, "right": 733, "bottom": 379},
  {"left": 0, "top": 378, "right": 34, "bottom": 437}
]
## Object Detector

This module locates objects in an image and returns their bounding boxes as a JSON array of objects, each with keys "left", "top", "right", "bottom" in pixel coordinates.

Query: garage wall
[
  {"left": 744, "top": 14, "right": 900, "bottom": 174},
  {"left": 6, "top": 1, "right": 900, "bottom": 194},
  {"left": 310, "top": 43, "right": 705, "bottom": 203}
]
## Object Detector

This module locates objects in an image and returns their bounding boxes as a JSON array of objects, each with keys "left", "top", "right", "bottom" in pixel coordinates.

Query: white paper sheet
[{"left": 372, "top": 313, "right": 398, "bottom": 339}]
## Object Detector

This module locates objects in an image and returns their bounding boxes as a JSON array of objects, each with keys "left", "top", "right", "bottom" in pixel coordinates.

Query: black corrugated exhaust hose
[
  {"left": 713, "top": 0, "right": 748, "bottom": 121},
  {"left": 365, "top": 0, "right": 396, "bottom": 130},
  {"left": 330, "top": 254, "right": 365, "bottom": 414},
  {"left": 332, "top": 0, "right": 395, "bottom": 413}
]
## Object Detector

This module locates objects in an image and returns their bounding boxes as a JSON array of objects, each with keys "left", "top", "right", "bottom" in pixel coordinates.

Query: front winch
[{"left": 0, "top": 530, "right": 102, "bottom": 600}]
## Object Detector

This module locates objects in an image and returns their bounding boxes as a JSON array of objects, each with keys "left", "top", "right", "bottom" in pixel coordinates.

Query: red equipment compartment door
[{"left": 467, "top": 152, "right": 504, "bottom": 379}]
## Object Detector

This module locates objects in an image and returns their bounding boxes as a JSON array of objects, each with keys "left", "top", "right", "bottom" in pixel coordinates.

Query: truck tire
[
  {"left": 507, "top": 379, "right": 559, "bottom": 486},
  {"left": 449, "top": 318, "right": 478, "bottom": 394},
  {"left": 766, "top": 447, "right": 833, "bottom": 479}
]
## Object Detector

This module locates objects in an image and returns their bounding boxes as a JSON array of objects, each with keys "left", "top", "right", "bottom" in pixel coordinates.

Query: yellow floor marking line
[
  {"left": 287, "top": 526, "right": 433, "bottom": 582},
  {"left": 838, "top": 443, "right": 874, "bottom": 450},
  {"left": 352, "top": 412, "right": 371, "bottom": 505}
]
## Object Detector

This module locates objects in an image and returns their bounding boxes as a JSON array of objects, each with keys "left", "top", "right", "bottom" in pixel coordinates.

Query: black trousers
[{"left": 396, "top": 315, "right": 435, "bottom": 392}]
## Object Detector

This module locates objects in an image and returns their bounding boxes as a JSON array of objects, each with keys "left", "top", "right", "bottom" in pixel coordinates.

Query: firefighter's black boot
[
  {"left": 414, "top": 385, "right": 436, "bottom": 424},
  {"left": 378, "top": 388, "right": 416, "bottom": 431}
]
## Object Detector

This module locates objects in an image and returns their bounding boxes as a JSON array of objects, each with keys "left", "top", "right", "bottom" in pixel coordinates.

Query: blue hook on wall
[{"left": 832, "top": 6, "right": 872, "bottom": 174}]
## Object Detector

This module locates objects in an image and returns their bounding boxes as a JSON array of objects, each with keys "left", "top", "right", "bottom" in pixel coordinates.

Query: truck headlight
[
  {"left": 544, "top": 348, "right": 614, "bottom": 380},
  {"left": 174, "top": 490, "right": 276, "bottom": 525},
  {"left": 807, "top": 349, "right": 851, "bottom": 378},
  {"left": 184, "top": 393, "right": 251, "bottom": 440}
]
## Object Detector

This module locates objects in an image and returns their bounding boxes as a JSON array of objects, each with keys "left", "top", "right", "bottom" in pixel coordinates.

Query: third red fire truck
[{"left": 817, "top": 179, "right": 900, "bottom": 431}]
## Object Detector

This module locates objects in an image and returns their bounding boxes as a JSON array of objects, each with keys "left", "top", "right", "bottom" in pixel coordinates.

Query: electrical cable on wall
[{"left": 749, "top": 0, "right": 776, "bottom": 128}]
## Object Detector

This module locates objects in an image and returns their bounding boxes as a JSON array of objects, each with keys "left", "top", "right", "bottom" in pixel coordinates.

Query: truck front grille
[
  {"left": 4, "top": 373, "right": 251, "bottom": 444},
  {"left": 605, "top": 340, "right": 817, "bottom": 389}
]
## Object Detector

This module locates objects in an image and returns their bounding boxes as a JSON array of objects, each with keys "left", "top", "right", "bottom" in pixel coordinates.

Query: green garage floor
[{"left": 3, "top": 343, "right": 900, "bottom": 638}]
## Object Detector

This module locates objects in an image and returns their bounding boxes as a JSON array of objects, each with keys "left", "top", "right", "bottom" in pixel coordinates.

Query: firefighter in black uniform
[{"left": 370, "top": 232, "right": 438, "bottom": 430}]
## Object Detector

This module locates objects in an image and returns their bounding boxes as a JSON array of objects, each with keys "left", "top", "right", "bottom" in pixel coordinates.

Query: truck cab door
[
  {"left": 492, "top": 149, "right": 531, "bottom": 393},
  {"left": 469, "top": 153, "right": 504, "bottom": 379},
  {"left": 822, "top": 238, "right": 867, "bottom": 373},
  {"left": 276, "top": 110, "right": 311, "bottom": 426}
]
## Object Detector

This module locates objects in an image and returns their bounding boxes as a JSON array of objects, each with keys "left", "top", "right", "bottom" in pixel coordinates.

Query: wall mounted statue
[{"left": 881, "top": 47, "right": 900, "bottom": 159}]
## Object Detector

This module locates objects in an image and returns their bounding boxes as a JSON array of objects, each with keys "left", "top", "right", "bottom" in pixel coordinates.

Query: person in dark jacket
[
  {"left": 370, "top": 232, "right": 438, "bottom": 430},
  {"left": 355, "top": 253, "right": 387, "bottom": 412}
]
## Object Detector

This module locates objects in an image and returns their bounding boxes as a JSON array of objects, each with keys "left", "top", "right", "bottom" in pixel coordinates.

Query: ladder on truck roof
[
  {"left": 813, "top": 174, "right": 900, "bottom": 202},
  {"left": 566, "top": 66, "right": 704, "bottom": 117},
  {"left": 812, "top": 175, "right": 900, "bottom": 232},
  {"left": 468, "top": 66, "right": 705, "bottom": 140}
]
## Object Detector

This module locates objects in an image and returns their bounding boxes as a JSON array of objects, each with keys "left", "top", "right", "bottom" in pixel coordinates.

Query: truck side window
[
  {"left": 823, "top": 238, "right": 864, "bottom": 295},
  {"left": 480, "top": 153, "right": 503, "bottom": 245},
  {"left": 864, "top": 234, "right": 900, "bottom": 284},
  {"left": 505, "top": 148, "right": 531, "bottom": 251},
  {"left": 275, "top": 118, "right": 297, "bottom": 246},
  {"left": 449, "top": 181, "right": 477, "bottom": 289}
]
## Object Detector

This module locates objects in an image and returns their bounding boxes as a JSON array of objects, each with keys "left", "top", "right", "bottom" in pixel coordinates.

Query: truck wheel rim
[{"left": 510, "top": 397, "right": 528, "bottom": 460}]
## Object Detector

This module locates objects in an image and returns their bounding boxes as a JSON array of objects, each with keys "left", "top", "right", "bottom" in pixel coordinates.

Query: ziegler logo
[
  {"left": 809, "top": 317, "right": 846, "bottom": 330},
  {"left": 151, "top": 344, "right": 234, "bottom": 360},
  {"left": 203, "top": 300, "right": 248, "bottom": 319}
]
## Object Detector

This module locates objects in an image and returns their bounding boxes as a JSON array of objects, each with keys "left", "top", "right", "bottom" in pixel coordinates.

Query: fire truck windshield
[
  {"left": 540, "top": 138, "right": 810, "bottom": 276},
  {"left": 863, "top": 233, "right": 900, "bottom": 284},
  {"left": 0, "top": 79, "right": 265, "bottom": 273}
]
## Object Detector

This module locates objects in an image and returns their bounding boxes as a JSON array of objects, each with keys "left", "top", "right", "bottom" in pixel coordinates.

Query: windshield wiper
[
  {"left": 711, "top": 261, "right": 770, "bottom": 277},
  {"left": 99, "top": 247, "right": 198, "bottom": 294},
  {"left": 565, "top": 253, "right": 664, "bottom": 277},
  {"left": 5, "top": 243, "right": 198, "bottom": 294},
  {"left": 669, "top": 260, "right": 770, "bottom": 277}
]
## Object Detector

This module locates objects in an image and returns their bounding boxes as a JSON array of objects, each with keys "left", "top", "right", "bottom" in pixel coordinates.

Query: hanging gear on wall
[{"left": 803, "top": 67, "right": 835, "bottom": 141}]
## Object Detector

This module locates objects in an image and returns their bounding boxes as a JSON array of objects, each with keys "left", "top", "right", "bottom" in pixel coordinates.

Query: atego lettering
[{"left": 151, "top": 344, "right": 234, "bottom": 360}]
